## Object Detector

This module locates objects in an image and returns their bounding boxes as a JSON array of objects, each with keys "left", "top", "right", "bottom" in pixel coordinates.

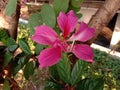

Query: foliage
[
  {"left": 44, "top": 48, "right": 120, "bottom": 90},
  {"left": 2, "top": 0, "right": 120, "bottom": 90},
  {"left": 0, "top": 28, "right": 9, "bottom": 44},
  {"left": 88, "top": 49, "right": 120, "bottom": 90},
  {"left": 53, "top": 0, "right": 69, "bottom": 15},
  {"left": 3, "top": 78, "right": 10, "bottom": 90},
  {"left": 40, "top": 4, "right": 56, "bottom": 28},
  {"left": 70, "top": 60, "right": 87, "bottom": 86},
  {"left": 5, "top": 0, "right": 17, "bottom": 16},
  {"left": 4, "top": 51, "right": 12, "bottom": 67},
  {"left": 28, "top": 12, "right": 42, "bottom": 35},
  {"left": 12, "top": 23, "right": 120, "bottom": 90},
  {"left": 76, "top": 77, "right": 104, "bottom": 90},
  {"left": 45, "top": 56, "right": 104, "bottom": 89}
]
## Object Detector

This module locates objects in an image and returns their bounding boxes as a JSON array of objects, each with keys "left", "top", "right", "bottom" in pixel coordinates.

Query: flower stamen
[{"left": 70, "top": 40, "right": 75, "bottom": 51}]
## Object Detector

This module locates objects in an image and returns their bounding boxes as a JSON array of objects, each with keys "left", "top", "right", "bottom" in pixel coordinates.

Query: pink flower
[{"left": 32, "top": 10, "right": 95, "bottom": 68}]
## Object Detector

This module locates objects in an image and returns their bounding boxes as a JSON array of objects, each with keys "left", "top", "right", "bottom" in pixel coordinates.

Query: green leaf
[
  {"left": 5, "top": 0, "right": 17, "bottom": 16},
  {"left": 70, "top": 60, "right": 87, "bottom": 86},
  {"left": 12, "top": 55, "right": 31, "bottom": 75},
  {"left": 40, "top": 4, "right": 56, "bottom": 28},
  {"left": 71, "top": 0, "right": 84, "bottom": 8},
  {"left": 68, "top": 5, "right": 80, "bottom": 13},
  {"left": 18, "top": 39, "right": 31, "bottom": 55},
  {"left": 4, "top": 52, "right": 12, "bottom": 67},
  {"left": 44, "top": 80, "right": 63, "bottom": 89},
  {"left": 6, "top": 38, "right": 18, "bottom": 52},
  {"left": 53, "top": 0, "right": 69, "bottom": 15},
  {"left": 3, "top": 78, "right": 10, "bottom": 90},
  {"left": 24, "top": 61, "right": 34, "bottom": 80},
  {"left": 0, "top": 28, "right": 9, "bottom": 44},
  {"left": 28, "top": 12, "right": 42, "bottom": 35},
  {"left": 76, "top": 77, "right": 104, "bottom": 90},
  {"left": 49, "top": 65, "right": 60, "bottom": 80},
  {"left": 35, "top": 44, "right": 45, "bottom": 55},
  {"left": 12, "top": 63, "right": 22, "bottom": 75},
  {"left": 0, "top": 28, "right": 9, "bottom": 41},
  {"left": 56, "top": 53, "right": 71, "bottom": 83},
  {"left": 76, "top": 13, "right": 83, "bottom": 18},
  {"left": 12, "top": 57, "right": 26, "bottom": 75}
]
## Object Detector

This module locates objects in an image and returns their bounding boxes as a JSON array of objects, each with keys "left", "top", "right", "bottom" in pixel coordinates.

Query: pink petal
[
  {"left": 32, "top": 25, "right": 58, "bottom": 46},
  {"left": 57, "top": 10, "right": 78, "bottom": 38},
  {"left": 72, "top": 44, "right": 94, "bottom": 62},
  {"left": 68, "top": 22, "right": 95, "bottom": 42},
  {"left": 67, "top": 10, "right": 78, "bottom": 32},
  {"left": 38, "top": 46, "right": 62, "bottom": 68}
]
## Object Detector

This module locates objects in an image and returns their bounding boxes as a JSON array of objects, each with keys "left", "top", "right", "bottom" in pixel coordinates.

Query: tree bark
[
  {"left": 87, "top": 0, "right": 120, "bottom": 44},
  {"left": 101, "top": 26, "right": 112, "bottom": 41},
  {"left": 0, "top": 0, "right": 21, "bottom": 89},
  {"left": 0, "top": 0, "right": 20, "bottom": 39}
]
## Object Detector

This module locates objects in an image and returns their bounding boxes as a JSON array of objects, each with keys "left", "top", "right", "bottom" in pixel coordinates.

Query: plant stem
[{"left": 65, "top": 84, "right": 76, "bottom": 90}]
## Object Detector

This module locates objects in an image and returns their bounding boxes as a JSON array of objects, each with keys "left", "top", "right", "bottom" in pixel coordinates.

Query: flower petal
[
  {"left": 38, "top": 46, "right": 62, "bottom": 68},
  {"left": 57, "top": 10, "right": 78, "bottom": 38},
  {"left": 72, "top": 44, "right": 94, "bottom": 62},
  {"left": 32, "top": 25, "right": 58, "bottom": 45},
  {"left": 68, "top": 22, "right": 95, "bottom": 42},
  {"left": 67, "top": 10, "right": 78, "bottom": 32},
  {"left": 57, "top": 12, "right": 67, "bottom": 34}
]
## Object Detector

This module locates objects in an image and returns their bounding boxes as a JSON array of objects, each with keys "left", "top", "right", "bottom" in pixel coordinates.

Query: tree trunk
[
  {"left": 101, "top": 26, "right": 112, "bottom": 41},
  {"left": 0, "top": 0, "right": 20, "bottom": 39},
  {"left": 0, "top": 0, "right": 20, "bottom": 89},
  {"left": 87, "top": 0, "right": 120, "bottom": 44}
]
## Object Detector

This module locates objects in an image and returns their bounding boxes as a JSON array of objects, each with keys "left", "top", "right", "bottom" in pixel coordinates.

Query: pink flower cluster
[{"left": 32, "top": 10, "right": 95, "bottom": 68}]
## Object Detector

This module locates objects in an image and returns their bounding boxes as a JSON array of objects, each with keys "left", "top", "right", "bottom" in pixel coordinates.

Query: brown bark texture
[
  {"left": 87, "top": 0, "right": 120, "bottom": 44},
  {"left": 0, "top": 0, "right": 20, "bottom": 89},
  {"left": 0, "top": 0, "right": 20, "bottom": 39},
  {"left": 101, "top": 26, "right": 112, "bottom": 41}
]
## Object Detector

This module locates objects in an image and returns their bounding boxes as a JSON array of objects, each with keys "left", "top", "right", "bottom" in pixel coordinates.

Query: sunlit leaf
[
  {"left": 18, "top": 39, "right": 31, "bottom": 55},
  {"left": 28, "top": 12, "right": 42, "bottom": 35},
  {"left": 5, "top": 0, "right": 17, "bottom": 16},
  {"left": 53, "top": 0, "right": 69, "bottom": 15},
  {"left": 68, "top": 5, "right": 80, "bottom": 13},
  {"left": 40, "top": 4, "right": 56, "bottom": 28},
  {"left": 71, "top": 0, "right": 84, "bottom": 8}
]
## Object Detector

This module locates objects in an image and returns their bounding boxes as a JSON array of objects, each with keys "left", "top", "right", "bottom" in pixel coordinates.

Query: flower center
[{"left": 57, "top": 36, "right": 75, "bottom": 53}]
